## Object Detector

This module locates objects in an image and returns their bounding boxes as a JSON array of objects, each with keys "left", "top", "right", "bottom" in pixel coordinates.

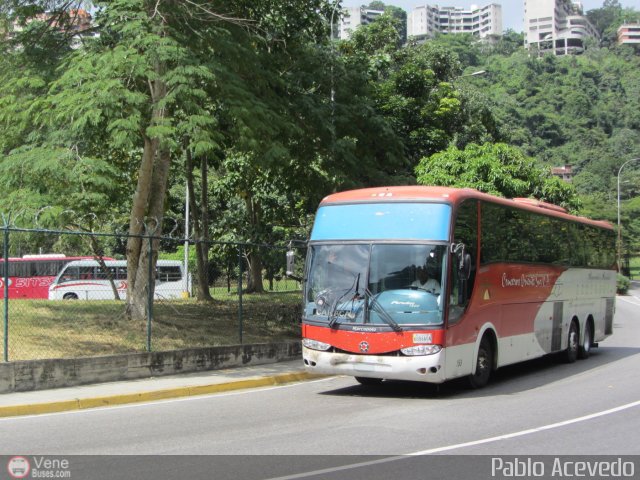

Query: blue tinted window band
[{"left": 310, "top": 203, "right": 451, "bottom": 241}]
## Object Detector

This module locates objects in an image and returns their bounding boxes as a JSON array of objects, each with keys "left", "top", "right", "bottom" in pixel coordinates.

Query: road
[{"left": 1, "top": 287, "right": 639, "bottom": 479}]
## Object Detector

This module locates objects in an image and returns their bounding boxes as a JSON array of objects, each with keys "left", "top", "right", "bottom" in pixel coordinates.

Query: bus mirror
[
  {"left": 286, "top": 249, "right": 302, "bottom": 281},
  {"left": 286, "top": 250, "right": 295, "bottom": 277},
  {"left": 461, "top": 253, "right": 472, "bottom": 280},
  {"left": 451, "top": 242, "right": 471, "bottom": 280}
]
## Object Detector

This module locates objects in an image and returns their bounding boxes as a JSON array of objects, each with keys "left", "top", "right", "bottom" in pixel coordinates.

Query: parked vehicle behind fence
[
  {"left": 48, "top": 259, "right": 188, "bottom": 300},
  {"left": 1, "top": 254, "right": 113, "bottom": 299}
]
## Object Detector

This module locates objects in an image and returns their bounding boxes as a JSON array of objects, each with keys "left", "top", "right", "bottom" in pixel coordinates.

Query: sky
[{"left": 342, "top": 1, "right": 640, "bottom": 33}]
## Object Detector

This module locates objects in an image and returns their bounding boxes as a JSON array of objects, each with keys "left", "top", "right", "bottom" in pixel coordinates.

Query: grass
[
  {"left": 1, "top": 290, "right": 302, "bottom": 361},
  {"left": 629, "top": 256, "right": 639, "bottom": 280}
]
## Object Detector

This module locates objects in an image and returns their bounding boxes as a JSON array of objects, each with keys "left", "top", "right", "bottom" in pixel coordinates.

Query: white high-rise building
[
  {"left": 407, "top": 3, "right": 502, "bottom": 41},
  {"left": 524, "top": 0, "right": 599, "bottom": 55},
  {"left": 336, "top": 7, "right": 385, "bottom": 40}
]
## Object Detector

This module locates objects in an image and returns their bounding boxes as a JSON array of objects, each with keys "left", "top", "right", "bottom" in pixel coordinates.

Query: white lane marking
[
  {"left": 0, "top": 377, "right": 336, "bottom": 421},
  {"left": 617, "top": 296, "right": 640, "bottom": 306},
  {"left": 264, "top": 399, "right": 640, "bottom": 480}
]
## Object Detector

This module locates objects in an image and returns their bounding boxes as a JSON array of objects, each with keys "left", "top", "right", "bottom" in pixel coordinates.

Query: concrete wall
[{"left": 0, "top": 341, "right": 301, "bottom": 394}]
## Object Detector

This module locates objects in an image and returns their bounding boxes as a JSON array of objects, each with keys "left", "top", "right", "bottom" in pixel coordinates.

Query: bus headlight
[
  {"left": 401, "top": 345, "right": 442, "bottom": 356},
  {"left": 302, "top": 338, "right": 332, "bottom": 351}
]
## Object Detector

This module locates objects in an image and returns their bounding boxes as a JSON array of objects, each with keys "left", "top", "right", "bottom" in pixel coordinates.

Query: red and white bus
[
  {"left": 299, "top": 186, "right": 616, "bottom": 387},
  {"left": 0, "top": 254, "right": 111, "bottom": 299}
]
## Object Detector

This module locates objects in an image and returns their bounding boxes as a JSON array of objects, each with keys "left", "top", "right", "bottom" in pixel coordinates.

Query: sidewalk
[{"left": 0, "top": 360, "right": 321, "bottom": 418}]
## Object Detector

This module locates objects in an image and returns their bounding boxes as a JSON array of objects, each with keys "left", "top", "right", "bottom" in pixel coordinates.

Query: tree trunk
[
  {"left": 186, "top": 149, "right": 214, "bottom": 302},
  {"left": 126, "top": 72, "right": 170, "bottom": 320},
  {"left": 241, "top": 191, "right": 265, "bottom": 294},
  {"left": 245, "top": 250, "right": 265, "bottom": 293}
]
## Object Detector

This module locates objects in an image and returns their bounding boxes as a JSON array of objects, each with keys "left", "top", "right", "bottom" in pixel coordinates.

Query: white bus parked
[{"left": 48, "top": 260, "right": 188, "bottom": 300}]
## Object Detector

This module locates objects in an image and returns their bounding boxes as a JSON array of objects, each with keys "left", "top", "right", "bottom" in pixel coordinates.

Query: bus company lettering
[
  {"left": 502, "top": 273, "right": 551, "bottom": 289},
  {"left": 14, "top": 277, "right": 53, "bottom": 288}
]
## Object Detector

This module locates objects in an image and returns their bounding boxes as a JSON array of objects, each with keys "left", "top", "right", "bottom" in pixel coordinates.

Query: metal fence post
[
  {"left": 2, "top": 221, "right": 9, "bottom": 362},
  {"left": 147, "top": 233, "right": 154, "bottom": 352},
  {"left": 238, "top": 244, "right": 243, "bottom": 344}
]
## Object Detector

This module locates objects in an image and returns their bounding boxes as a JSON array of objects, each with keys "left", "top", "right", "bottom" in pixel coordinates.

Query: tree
[
  {"left": 344, "top": 16, "right": 500, "bottom": 175},
  {"left": 415, "top": 143, "right": 580, "bottom": 211},
  {"left": 43, "top": 0, "right": 239, "bottom": 318}
]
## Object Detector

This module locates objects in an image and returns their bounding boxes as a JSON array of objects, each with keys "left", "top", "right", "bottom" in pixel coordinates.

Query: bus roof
[
  {"left": 60, "top": 259, "right": 182, "bottom": 267},
  {"left": 319, "top": 186, "right": 613, "bottom": 230},
  {"left": 4, "top": 255, "right": 114, "bottom": 262}
]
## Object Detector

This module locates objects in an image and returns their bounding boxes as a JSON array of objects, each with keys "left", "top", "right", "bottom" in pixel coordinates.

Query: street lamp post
[
  {"left": 461, "top": 70, "right": 486, "bottom": 78},
  {"left": 329, "top": 1, "right": 341, "bottom": 105},
  {"left": 617, "top": 157, "right": 640, "bottom": 271}
]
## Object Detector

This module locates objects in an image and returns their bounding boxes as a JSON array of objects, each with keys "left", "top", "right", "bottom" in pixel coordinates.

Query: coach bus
[
  {"left": 296, "top": 186, "right": 616, "bottom": 388},
  {"left": 48, "top": 259, "right": 187, "bottom": 300},
  {"left": 0, "top": 255, "right": 111, "bottom": 299}
]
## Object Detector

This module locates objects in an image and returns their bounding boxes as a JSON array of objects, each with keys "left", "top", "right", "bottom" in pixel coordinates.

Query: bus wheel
[
  {"left": 578, "top": 321, "right": 592, "bottom": 360},
  {"left": 63, "top": 293, "right": 78, "bottom": 300},
  {"left": 355, "top": 377, "right": 383, "bottom": 386},
  {"left": 565, "top": 320, "right": 579, "bottom": 363},
  {"left": 468, "top": 337, "right": 492, "bottom": 389}
]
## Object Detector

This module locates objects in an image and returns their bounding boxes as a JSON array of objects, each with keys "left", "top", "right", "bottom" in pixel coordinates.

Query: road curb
[{"left": 0, "top": 371, "right": 324, "bottom": 419}]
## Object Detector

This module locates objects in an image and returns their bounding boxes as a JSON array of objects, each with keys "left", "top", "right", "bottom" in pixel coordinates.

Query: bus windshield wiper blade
[
  {"left": 328, "top": 273, "right": 361, "bottom": 329},
  {"left": 365, "top": 287, "right": 402, "bottom": 332}
]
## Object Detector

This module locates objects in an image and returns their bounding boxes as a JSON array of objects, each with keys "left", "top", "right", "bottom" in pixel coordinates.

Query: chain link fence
[{"left": 1, "top": 226, "right": 307, "bottom": 361}]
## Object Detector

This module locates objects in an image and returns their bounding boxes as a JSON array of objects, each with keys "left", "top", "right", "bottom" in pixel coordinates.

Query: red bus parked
[
  {"left": 1, "top": 254, "right": 111, "bottom": 299},
  {"left": 299, "top": 186, "right": 616, "bottom": 387}
]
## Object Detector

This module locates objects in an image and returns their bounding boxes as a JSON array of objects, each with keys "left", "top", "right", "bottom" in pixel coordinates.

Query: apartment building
[
  {"left": 407, "top": 3, "right": 503, "bottom": 41},
  {"left": 617, "top": 23, "right": 640, "bottom": 46},
  {"left": 336, "top": 7, "right": 385, "bottom": 40},
  {"left": 524, "top": 0, "right": 599, "bottom": 55}
]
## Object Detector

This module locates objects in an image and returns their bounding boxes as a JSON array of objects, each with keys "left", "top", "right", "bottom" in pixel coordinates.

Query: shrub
[{"left": 617, "top": 274, "right": 630, "bottom": 295}]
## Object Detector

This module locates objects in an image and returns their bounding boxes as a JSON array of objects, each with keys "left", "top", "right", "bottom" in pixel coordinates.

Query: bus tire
[
  {"left": 63, "top": 293, "right": 79, "bottom": 300},
  {"left": 565, "top": 320, "right": 579, "bottom": 363},
  {"left": 578, "top": 320, "right": 593, "bottom": 360},
  {"left": 355, "top": 377, "right": 383, "bottom": 386},
  {"left": 468, "top": 336, "right": 493, "bottom": 389}
]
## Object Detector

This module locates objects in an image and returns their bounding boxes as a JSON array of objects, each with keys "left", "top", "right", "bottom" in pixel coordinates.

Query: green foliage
[
  {"left": 617, "top": 274, "right": 630, "bottom": 295},
  {"left": 344, "top": 19, "right": 500, "bottom": 172},
  {"left": 415, "top": 143, "right": 580, "bottom": 210},
  {"left": 2, "top": 0, "right": 638, "bottom": 259}
]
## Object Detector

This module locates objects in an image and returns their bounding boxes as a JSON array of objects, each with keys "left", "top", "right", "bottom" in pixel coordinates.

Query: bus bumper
[{"left": 302, "top": 346, "right": 447, "bottom": 383}]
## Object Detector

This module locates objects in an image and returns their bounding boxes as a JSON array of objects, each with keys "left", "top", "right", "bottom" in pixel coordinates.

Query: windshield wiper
[
  {"left": 365, "top": 287, "right": 402, "bottom": 332},
  {"left": 328, "top": 273, "right": 361, "bottom": 329}
]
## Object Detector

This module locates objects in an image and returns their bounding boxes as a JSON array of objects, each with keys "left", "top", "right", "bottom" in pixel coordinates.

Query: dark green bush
[{"left": 617, "top": 274, "right": 630, "bottom": 295}]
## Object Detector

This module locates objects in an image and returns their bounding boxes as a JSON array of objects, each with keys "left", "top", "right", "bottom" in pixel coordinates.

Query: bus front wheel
[{"left": 468, "top": 337, "right": 493, "bottom": 389}]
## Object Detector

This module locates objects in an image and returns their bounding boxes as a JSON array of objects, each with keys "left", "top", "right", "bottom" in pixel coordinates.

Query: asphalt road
[{"left": 1, "top": 287, "right": 639, "bottom": 479}]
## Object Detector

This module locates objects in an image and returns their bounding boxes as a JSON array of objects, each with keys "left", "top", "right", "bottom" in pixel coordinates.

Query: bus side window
[
  {"left": 157, "top": 266, "right": 181, "bottom": 283},
  {"left": 60, "top": 266, "right": 78, "bottom": 282},
  {"left": 449, "top": 200, "right": 478, "bottom": 325},
  {"left": 79, "top": 266, "right": 95, "bottom": 280}
]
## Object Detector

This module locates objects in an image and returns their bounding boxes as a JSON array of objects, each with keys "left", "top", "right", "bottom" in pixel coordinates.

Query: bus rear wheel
[
  {"left": 63, "top": 293, "right": 79, "bottom": 300},
  {"left": 578, "top": 322, "right": 593, "bottom": 360},
  {"left": 355, "top": 377, "right": 383, "bottom": 386},
  {"left": 468, "top": 337, "right": 493, "bottom": 389},
  {"left": 565, "top": 320, "right": 579, "bottom": 363}
]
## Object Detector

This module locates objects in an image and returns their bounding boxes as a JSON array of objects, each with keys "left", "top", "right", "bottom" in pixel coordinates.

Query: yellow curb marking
[{"left": 0, "top": 372, "right": 325, "bottom": 419}]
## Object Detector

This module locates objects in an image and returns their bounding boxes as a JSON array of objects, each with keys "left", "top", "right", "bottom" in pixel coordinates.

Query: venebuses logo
[{"left": 7, "top": 456, "right": 30, "bottom": 479}]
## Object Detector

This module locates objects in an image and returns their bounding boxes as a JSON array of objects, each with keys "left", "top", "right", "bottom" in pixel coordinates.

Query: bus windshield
[{"left": 304, "top": 243, "right": 447, "bottom": 328}]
